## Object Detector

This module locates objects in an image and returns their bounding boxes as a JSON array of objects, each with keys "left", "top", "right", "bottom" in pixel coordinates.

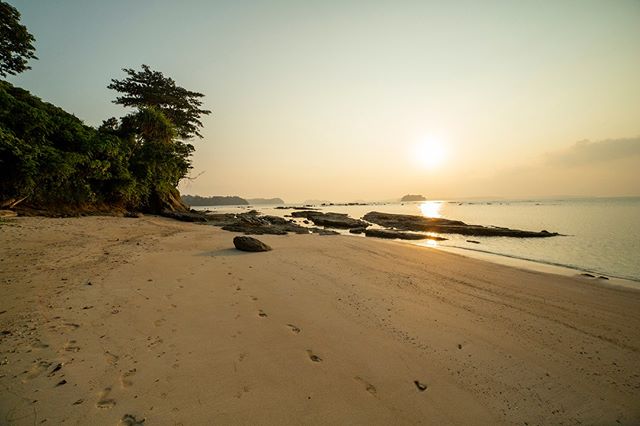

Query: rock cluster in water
[
  {"left": 206, "top": 210, "right": 338, "bottom": 235},
  {"left": 290, "top": 211, "right": 369, "bottom": 229},
  {"left": 161, "top": 207, "right": 559, "bottom": 240},
  {"left": 362, "top": 211, "right": 558, "bottom": 238}
]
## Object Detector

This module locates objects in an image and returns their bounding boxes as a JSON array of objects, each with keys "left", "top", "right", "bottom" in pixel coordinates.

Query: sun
[{"left": 412, "top": 138, "right": 448, "bottom": 169}]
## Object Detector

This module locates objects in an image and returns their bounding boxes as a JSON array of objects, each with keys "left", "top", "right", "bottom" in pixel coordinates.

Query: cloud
[{"left": 545, "top": 137, "right": 640, "bottom": 167}]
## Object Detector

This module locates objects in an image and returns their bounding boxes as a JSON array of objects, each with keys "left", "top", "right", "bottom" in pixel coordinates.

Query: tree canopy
[
  {"left": 0, "top": 1, "right": 37, "bottom": 77},
  {"left": 107, "top": 65, "right": 211, "bottom": 139}
]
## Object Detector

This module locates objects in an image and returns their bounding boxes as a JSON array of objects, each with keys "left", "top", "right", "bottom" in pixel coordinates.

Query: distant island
[
  {"left": 247, "top": 198, "right": 285, "bottom": 205},
  {"left": 182, "top": 195, "right": 248, "bottom": 206},
  {"left": 401, "top": 194, "right": 427, "bottom": 202}
]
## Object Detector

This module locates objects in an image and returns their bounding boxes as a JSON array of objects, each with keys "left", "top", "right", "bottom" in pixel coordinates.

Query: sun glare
[
  {"left": 420, "top": 201, "right": 442, "bottom": 218},
  {"left": 412, "top": 138, "right": 448, "bottom": 169}
]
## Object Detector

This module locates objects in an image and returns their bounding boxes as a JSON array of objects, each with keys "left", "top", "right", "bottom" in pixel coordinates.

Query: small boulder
[{"left": 233, "top": 236, "right": 272, "bottom": 252}]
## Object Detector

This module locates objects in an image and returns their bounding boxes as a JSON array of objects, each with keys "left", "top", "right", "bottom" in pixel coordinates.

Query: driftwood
[{"left": 0, "top": 196, "right": 28, "bottom": 209}]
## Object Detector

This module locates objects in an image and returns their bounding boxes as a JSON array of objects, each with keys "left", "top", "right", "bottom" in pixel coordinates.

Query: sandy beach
[{"left": 0, "top": 215, "right": 639, "bottom": 425}]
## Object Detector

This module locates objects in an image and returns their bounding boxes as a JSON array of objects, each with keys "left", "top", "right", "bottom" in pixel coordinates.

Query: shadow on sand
[{"left": 197, "top": 248, "right": 251, "bottom": 257}]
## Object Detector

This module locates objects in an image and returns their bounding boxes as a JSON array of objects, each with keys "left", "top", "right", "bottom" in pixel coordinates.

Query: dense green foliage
[
  {"left": 0, "top": 77, "right": 207, "bottom": 212},
  {"left": 108, "top": 65, "right": 211, "bottom": 139},
  {"left": 0, "top": 1, "right": 37, "bottom": 77},
  {"left": 1, "top": 81, "right": 137, "bottom": 208}
]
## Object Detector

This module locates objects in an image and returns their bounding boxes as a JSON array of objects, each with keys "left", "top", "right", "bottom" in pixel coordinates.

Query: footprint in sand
[
  {"left": 104, "top": 351, "right": 119, "bottom": 366},
  {"left": 96, "top": 387, "right": 116, "bottom": 408},
  {"left": 234, "top": 386, "right": 250, "bottom": 399},
  {"left": 64, "top": 340, "right": 80, "bottom": 352},
  {"left": 22, "top": 360, "right": 51, "bottom": 382},
  {"left": 120, "top": 414, "right": 145, "bottom": 426},
  {"left": 64, "top": 322, "right": 80, "bottom": 330},
  {"left": 306, "top": 349, "right": 322, "bottom": 363},
  {"left": 287, "top": 324, "right": 301, "bottom": 334},
  {"left": 31, "top": 339, "right": 49, "bottom": 349},
  {"left": 258, "top": 310, "right": 268, "bottom": 318},
  {"left": 120, "top": 368, "right": 137, "bottom": 388},
  {"left": 354, "top": 376, "right": 377, "bottom": 396}
]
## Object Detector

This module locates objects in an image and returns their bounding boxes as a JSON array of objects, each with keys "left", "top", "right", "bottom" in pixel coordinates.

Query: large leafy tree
[
  {"left": 0, "top": 1, "right": 37, "bottom": 77},
  {"left": 107, "top": 66, "right": 210, "bottom": 211},
  {"left": 107, "top": 65, "right": 211, "bottom": 139}
]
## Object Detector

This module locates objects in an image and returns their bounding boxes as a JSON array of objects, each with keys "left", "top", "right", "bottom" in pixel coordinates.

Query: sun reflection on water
[
  {"left": 423, "top": 239, "right": 439, "bottom": 248},
  {"left": 419, "top": 201, "right": 443, "bottom": 218}
]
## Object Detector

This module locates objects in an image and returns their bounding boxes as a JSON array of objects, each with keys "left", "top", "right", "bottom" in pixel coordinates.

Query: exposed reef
[
  {"left": 290, "top": 211, "right": 369, "bottom": 229},
  {"left": 364, "top": 229, "right": 448, "bottom": 241},
  {"left": 362, "top": 212, "right": 559, "bottom": 238}
]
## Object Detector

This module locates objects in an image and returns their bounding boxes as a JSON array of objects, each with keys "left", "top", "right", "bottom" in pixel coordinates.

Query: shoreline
[
  {"left": 194, "top": 200, "right": 640, "bottom": 285},
  {"left": 294, "top": 227, "right": 640, "bottom": 288},
  {"left": 1, "top": 216, "right": 639, "bottom": 424},
  {"left": 433, "top": 244, "right": 640, "bottom": 288}
]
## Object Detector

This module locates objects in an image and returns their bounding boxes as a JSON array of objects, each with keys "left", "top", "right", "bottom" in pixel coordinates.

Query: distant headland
[{"left": 181, "top": 195, "right": 285, "bottom": 206}]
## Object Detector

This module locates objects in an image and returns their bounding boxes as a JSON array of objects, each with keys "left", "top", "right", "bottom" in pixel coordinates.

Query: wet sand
[{"left": 0, "top": 216, "right": 639, "bottom": 425}]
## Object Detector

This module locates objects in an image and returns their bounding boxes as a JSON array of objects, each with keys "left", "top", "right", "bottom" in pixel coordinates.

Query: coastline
[
  {"left": 433, "top": 244, "right": 640, "bottom": 289},
  {"left": 1, "top": 216, "right": 639, "bottom": 424},
  {"left": 193, "top": 198, "right": 640, "bottom": 284}
]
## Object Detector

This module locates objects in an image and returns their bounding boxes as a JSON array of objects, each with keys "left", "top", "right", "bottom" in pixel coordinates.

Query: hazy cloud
[{"left": 545, "top": 137, "right": 640, "bottom": 167}]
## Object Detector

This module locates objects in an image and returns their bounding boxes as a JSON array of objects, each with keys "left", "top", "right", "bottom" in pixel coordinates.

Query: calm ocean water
[{"left": 196, "top": 197, "right": 640, "bottom": 283}]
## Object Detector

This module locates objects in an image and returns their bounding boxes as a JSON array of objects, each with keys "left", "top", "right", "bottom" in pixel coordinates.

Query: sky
[{"left": 8, "top": 0, "right": 640, "bottom": 202}]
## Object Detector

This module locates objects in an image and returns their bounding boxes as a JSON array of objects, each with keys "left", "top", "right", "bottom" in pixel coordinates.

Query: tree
[
  {"left": 0, "top": 1, "right": 37, "bottom": 77},
  {"left": 107, "top": 65, "right": 211, "bottom": 139}
]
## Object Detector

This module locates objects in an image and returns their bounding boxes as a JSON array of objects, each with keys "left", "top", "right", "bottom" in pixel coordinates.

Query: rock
[
  {"left": 161, "top": 209, "right": 207, "bottom": 222},
  {"left": 349, "top": 227, "right": 367, "bottom": 234},
  {"left": 0, "top": 210, "right": 17, "bottom": 217},
  {"left": 363, "top": 211, "right": 559, "bottom": 238},
  {"left": 466, "top": 240, "right": 480, "bottom": 244},
  {"left": 291, "top": 211, "right": 369, "bottom": 229},
  {"left": 364, "top": 228, "right": 447, "bottom": 241},
  {"left": 124, "top": 211, "right": 143, "bottom": 218},
  {"left": 233, "top": 236, "right": 272, "bottom": 252},
  {"left": 413, "top": 380, "right": 428, "bottom": 391},
  {"left": 204, "top": 210, "right": 339, "bottom": 236}
]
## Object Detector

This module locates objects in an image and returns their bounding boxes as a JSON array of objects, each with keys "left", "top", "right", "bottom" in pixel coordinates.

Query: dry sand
[{"left": 0, "top": 215, "right": 639, "bottom": 425}]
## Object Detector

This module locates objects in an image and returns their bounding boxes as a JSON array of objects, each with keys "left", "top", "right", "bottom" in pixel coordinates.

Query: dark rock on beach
[
  {"left": 205, "top": 210, "right": 338, "bottom": 236},
  {"left": 364, "top": 228, "right": 448, "bottom": 241},
  {"left": 349, "top": 227, "right": 367, "bottom": 234},
  {"left": 290, "top": 211, "right": 369, "bottom": 229},
  {"left": 363, "top": 211, "right": 559, "bottom": 238},
  {"left": 233, "top": 236, "right": 272, "bottom": 252},
  {"left": 161, "top": 209, "right": 208, "bottom": 222}
]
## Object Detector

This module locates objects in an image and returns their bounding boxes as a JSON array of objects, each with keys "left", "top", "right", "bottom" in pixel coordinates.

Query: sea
[{"left": 194, "top": 197, "right": 640, "bottom": 284}]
